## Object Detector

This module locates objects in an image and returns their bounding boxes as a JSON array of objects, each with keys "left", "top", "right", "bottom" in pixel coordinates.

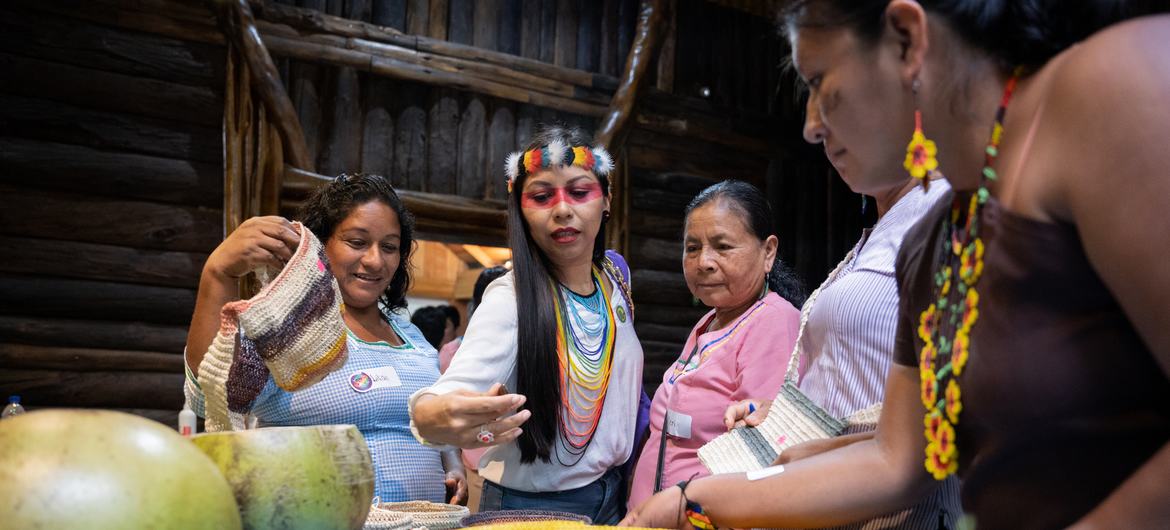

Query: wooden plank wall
[
  {"left": 0, "top": 2, "right": 225, "bottom": 423},
  {"left": 273, "top": 0, "right": 641, "bottom": 225}
]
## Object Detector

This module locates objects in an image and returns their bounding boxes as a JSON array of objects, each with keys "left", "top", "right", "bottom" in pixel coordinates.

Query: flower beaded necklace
[
  {"left": 919, "top": 68, "right": 1023, "bottom": 480},
  {"left": 551, "top": 267, "right": 617, "bottom": 465}
]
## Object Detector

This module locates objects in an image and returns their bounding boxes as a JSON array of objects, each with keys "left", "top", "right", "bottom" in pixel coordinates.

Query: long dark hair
[
  {"left": 685, "top": 180, "right": 807, "bottom": 308},
  {"left": 299, "top": 173, "right": 416, "bottom": 319},
  {"left": 509, "top": 125, "right": 611, "bottom": 463},
  {"left": 780, "top": 0, "right": 1168, "bottom": 72}
]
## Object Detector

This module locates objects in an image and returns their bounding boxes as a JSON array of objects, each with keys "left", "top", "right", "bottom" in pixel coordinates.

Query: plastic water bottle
[
  {"left": 178, "top": 405, "right": 197, "bottom": 437},
  {"left": 2, "top": 395, "right": 26, "bottom": 418}
]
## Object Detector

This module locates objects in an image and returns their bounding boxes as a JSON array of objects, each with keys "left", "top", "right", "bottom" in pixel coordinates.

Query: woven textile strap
[{"left": 783, "top": 243, "right": 859, "bottom": 382}]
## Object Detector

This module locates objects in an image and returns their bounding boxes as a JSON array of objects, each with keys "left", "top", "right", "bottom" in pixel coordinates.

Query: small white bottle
[
  {"left": 2, "top": 395, "right": 26, "bottom": 419},
  {"left": 178, "top": 405, "right": 197, "bottom": 437}
]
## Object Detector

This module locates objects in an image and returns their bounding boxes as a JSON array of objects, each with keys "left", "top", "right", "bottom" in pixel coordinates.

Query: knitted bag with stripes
[
  {"left": 698, "top": 246, "right": 881, "bottom": 474},
  {"left": 197, "top": 222, "right": 348, "bottom": 431}
]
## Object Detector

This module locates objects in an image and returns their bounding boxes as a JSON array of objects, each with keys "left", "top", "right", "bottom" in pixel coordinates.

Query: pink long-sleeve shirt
[{"left": 628, "top": 291, "right": 800, "bottom": 509}]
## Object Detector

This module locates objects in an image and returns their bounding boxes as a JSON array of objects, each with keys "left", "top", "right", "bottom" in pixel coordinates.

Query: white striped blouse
[{"left": 796, "top": 181, "right": 962, "bottom": 530}]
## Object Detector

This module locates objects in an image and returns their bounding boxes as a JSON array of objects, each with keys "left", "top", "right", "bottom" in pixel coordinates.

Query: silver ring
[{"left": 476, "top": 425, "right": 495, "bottom": 444}]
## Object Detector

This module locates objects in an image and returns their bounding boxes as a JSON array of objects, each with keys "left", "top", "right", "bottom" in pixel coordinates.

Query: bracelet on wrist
[{"left": 677, "top": 476, "right": 716, "bottom": 530}]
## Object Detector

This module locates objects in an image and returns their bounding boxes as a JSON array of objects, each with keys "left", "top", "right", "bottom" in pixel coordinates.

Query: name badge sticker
[
  {"left": 665, "top": 409, "right": 693, "bottom": 439},
  {"left": 349, "top": 366, "right": 402, "bottom": 393}
]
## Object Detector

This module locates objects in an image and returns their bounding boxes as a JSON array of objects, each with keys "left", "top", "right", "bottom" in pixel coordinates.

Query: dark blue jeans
[{"left": 478, "top": 467, "right": 625, "bottom": 525}]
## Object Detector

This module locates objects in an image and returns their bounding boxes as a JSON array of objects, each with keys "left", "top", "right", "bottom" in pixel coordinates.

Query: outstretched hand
[{"left": 413, "top": 383, "right": 531, "bottom": 449}]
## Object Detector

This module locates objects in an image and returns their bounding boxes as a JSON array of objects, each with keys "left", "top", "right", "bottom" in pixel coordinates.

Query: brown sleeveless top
[{"left": 894, "top": 191, "right": 1170, "bottom": 529}]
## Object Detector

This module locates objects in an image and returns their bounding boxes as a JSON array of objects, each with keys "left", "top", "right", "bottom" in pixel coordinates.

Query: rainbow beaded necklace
[
  {"left": 919, "top": 68, "right": 1023, "bottom": 480},
  {"left": 551, "top": 266, "right": 617, "bottom": 465}
]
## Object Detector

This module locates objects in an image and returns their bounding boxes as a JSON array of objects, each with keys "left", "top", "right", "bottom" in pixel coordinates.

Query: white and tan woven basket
[
  {"left": 363, "top": 504, "right": 416, "bottom": 530},
  {"left": 373, "top": 500, "right": 468, "bottom": 530}
]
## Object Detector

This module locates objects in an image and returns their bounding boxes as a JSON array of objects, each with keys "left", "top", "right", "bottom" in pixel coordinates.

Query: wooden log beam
[
  {"left": 0, "top": 94, "right": 222, "bottom": 164},
  {"left": 635, "top": 321, "right": 694, "bottom": 343},
  {"left": 283, "top": 167, "right": 508, "bottom": 244},
  {"left": 636, "top": 303, "right": 709, "bottom": 326},
  {"left": 251, "top": 0, "right": 619, "bottom": 92},
  {"left": 631, "top": 269, "right": 690, "bottom": 306},
  {"left": 213, "top": 0, "right": 314, "bottom": 171},
  {"left": 0, "top": 4, "right": 225, "bottom": 81},
  {"left": 628, "top": 210, "right": 683, "bottom": 239},
  {"left": 634, "top": 111, "right": 775, "bottom": 156},
  {"left": 0, "top": 52, "right": 222, "bottom": 128},
  {"left": 0, "top": 369, "right": 184, "bottom": 409},
  {"left": 0, "top": 236, "right": 206, "bottom": 289},
  {"left": 0, "top": 185, "right": 221, "bottom": 253},
  {"left": 628, "top": 235, "right": 681, "bottom": 272},
  {"left": 594, "top": 0, "right": 670, "bottom": 149},
  {"left": 0, "top": 316, "right": 189, "bottom": 353},
  {"left": 257, "top": 34, "right": 608, "bottom": 117},
  {"left": 0, "top": 343, "right": 184, "bottom": 373},
  {"left": 0, "top": 138, "right": 221, "bottom": 208},
  {"left": 0, "top": 276, "right": 197, "bottom": 326}
]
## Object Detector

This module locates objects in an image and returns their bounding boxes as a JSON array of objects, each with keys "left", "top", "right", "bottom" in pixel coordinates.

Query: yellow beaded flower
[
  {"left": 944, "top": 379, "right": 963, "bottom": 423},
  {"left": 904, "top": 129, "right": 939, "bottom": 179},
  {"left": 960, "top": 288, "right": 980, "bottom": 332},
  {"left": 924, "top": 412, "right": 958, "bottom": 478},
  {"left": 920, "top": 366, "right": 939, "bottom": 409},
  {"left": 918, "top": 303, "right": 937, "bottom": 342},
  {"left": 952, "top": 329, "right": 970, "bottom": 376}
]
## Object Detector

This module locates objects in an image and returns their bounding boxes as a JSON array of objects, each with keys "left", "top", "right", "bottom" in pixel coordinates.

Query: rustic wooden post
[
  {"left": 213, "top": 0, "right": 311, "bottom": 296},
  {"left": 213, "top": 0, "right": 314, "bottom": 172},
  {"left": 595, "top": 0, "right": 670, "bottom": 255}
]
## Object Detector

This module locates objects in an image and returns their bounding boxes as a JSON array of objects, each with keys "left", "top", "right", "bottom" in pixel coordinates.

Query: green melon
[
  {"left": 191, "top": 424, "right": 374, "bottom": 530},
  {"left": 0, "top": 409, "right": 242, "bottom": 530}
]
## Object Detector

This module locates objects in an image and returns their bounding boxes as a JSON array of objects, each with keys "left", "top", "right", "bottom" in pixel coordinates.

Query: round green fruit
[
  {"left": 191, "top": 425, "right": 374, "bottom": 530},
  {"left": 0, "top": 409, "right": 242, "bottom": 530}
]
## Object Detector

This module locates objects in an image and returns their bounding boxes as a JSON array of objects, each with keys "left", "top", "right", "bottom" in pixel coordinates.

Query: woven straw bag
[
  {"left": 462, "top": 509, "right": 591, "bottom": 527},
  {"left": 699, "top": 245, "right": 882, "bottom": 475},
  {"left": 372, "top": 500, "right": 468, "bottom": 530},
  {"left": 197, "top": 222, "right": 349, "bottom": 431},
  {"left": 363, "top": 504, "right": 416, "bottom": 530},
  {"left": 467, "top": 524, "right": 659, "bottom": 530}
]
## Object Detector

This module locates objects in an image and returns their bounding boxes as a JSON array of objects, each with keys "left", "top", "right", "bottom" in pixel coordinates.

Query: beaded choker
[
  {"left": 919, "top": 68, "right": 1023, "bottom": 480},
  {"left": 551, "top": 267, "right": 617, "bottom": 465}
]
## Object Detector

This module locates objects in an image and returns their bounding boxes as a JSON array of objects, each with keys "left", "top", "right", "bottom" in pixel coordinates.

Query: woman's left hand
[
  {"left": 620, "top": 486, "right": 690, "bottom": 528},
  {"left": 445, "top": 470, "right": 468, "bottom": 506}
]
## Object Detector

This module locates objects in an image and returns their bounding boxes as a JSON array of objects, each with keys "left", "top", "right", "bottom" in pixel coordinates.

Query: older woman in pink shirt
[{"left": 628, "top": 180, "right": 803, "bottom": 509}]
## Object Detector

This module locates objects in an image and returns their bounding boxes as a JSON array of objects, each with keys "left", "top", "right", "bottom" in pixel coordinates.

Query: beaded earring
[{"left": 904, "top": 78, "right": 940, "bottom": 191}]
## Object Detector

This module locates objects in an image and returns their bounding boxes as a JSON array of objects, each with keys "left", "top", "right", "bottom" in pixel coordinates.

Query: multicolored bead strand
[
  {"left": 919, "top": 68, "right": 1023, "bottom": 480},
  {"left": 551, "top": 267, "right": 617, "bottom": 465}
]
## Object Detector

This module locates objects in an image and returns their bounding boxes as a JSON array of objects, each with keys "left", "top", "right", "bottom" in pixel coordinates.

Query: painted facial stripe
[{"left": 520, "top": 182, "right": 604, "bottom": 209}]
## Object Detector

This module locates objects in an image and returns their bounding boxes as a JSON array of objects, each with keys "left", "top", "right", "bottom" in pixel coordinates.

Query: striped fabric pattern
[{"left": 795, "top": 182, "right": 962, "bottom": 530}]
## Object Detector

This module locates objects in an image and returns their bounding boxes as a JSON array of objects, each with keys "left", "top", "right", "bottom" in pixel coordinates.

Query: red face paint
[{"left": 520, "top": 182, "right": 604, "bottom": 209}]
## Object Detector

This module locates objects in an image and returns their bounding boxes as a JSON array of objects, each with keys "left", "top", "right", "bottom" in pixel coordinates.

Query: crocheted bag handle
[{"left": 783, "top": 242, "right": 860, "bottom": 383}]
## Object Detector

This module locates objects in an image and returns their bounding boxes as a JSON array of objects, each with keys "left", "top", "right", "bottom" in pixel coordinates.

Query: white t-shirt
[{"left": 410, "top": 271, "right": 643, "bottom": 492}]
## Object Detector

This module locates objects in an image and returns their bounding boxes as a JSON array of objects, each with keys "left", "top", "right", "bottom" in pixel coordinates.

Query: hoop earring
[{"left": 904, "top": 78, "right": 939, "bottom": 191}]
